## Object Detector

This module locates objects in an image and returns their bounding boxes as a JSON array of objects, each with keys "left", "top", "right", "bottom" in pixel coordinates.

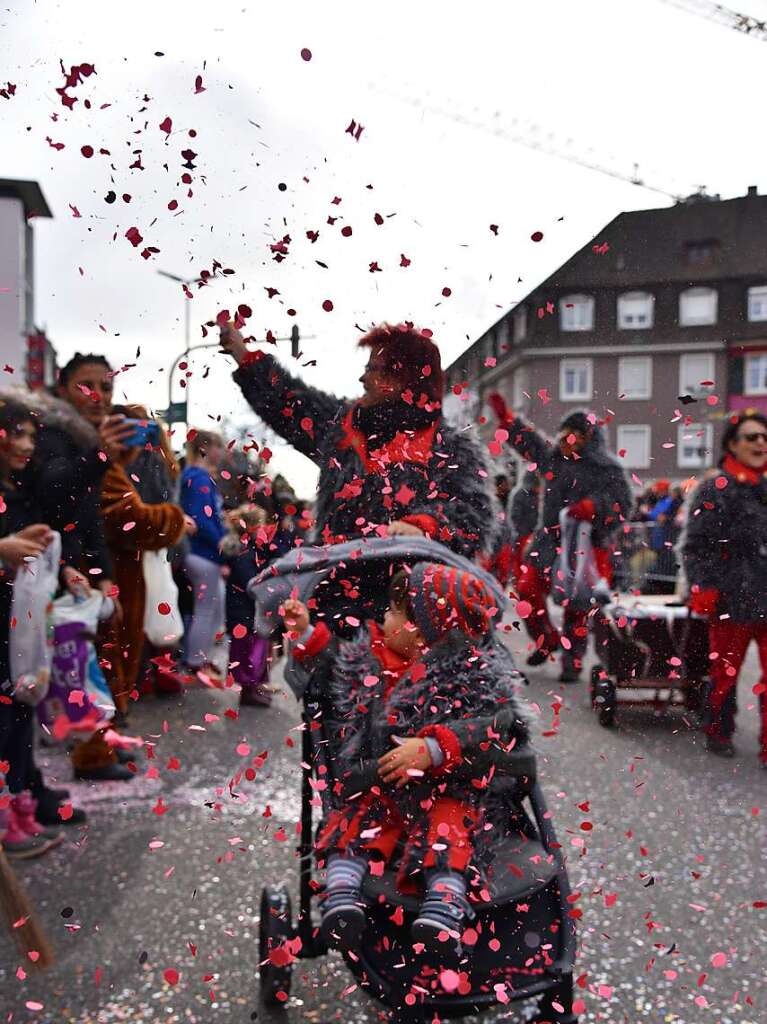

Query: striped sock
[{"left": 326, "top": 853, "right": 368, "bottom": 894}]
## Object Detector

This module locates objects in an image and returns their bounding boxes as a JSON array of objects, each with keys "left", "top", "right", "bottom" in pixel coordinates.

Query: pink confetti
[{"left": 300, "top": 48, "right": 312, "bottom": 61}]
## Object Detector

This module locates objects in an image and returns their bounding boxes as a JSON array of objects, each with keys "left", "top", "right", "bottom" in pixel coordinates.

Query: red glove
[
  {"left": 488, "top": 392, "right": 512, "bottom": 425},
  {"left": 689, "top": 587, "right": 719, "bottom": 617},
  {"left": 568, "top": 499, "right": 596, "bottom": 522}
]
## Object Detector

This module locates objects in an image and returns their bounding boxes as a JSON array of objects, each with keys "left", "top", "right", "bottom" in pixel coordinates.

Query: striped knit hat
[{"left": 407, "top": 562, "right": 496, "bottom": 645}]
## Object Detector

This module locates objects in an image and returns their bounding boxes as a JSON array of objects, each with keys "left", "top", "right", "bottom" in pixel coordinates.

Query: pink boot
[
  {"left": 11, "top": 793, "right": 63, "bottom": 848},
  {"left": 1, "top": 803, "right": 51, "bottom": 859}
]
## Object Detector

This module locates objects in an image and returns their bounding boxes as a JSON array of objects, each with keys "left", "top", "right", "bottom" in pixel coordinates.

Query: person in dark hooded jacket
[
  {"left": 490, "top": 394, "right": 632, "bottom": 683},
  {"left": 281, "top": 562, "right": 531, "bottom": 957},
  {"left": 682, "top": 411, "right": 767, "bottom": 766},
  {"left": 220, "top": 323, "right": 494, "bottom": 574}
]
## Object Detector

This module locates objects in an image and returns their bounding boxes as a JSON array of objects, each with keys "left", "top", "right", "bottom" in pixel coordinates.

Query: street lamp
[{"left": 157, "top": 269, "right": 204, "bottom": 424}]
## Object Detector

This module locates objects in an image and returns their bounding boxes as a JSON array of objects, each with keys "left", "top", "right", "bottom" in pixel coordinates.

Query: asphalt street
[{"left": 1, "top": 631, "right": 765, "bottom": 1024}]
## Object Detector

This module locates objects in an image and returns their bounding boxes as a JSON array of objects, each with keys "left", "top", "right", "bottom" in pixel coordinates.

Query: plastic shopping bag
[
  {"left": 9, "top": 532, "right": 61, "bottom": 704},
  {"left": 38, "top": 591, "right": 115, "bottom": 739},
  {"left": 143, "top": 548, "right": 184, "bottom": 647}
]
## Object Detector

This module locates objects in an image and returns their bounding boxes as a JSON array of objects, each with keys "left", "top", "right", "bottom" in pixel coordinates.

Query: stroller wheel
[
  {"left": 592, "top": 675, "right": 617, "bottom": 728},
  {"left": 259, "top": 885, "right": 294, "bottom": 1006}
]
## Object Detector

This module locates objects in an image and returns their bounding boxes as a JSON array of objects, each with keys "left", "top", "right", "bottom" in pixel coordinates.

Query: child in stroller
[
  {"left": 282, "top": 562, "right": 531, "bottom": 961},
  {"left": 252, "top": 535, "right": 577, "bottom": 1023}
]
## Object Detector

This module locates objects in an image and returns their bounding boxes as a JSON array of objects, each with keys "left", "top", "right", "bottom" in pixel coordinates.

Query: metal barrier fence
[{"left": 611, "top": 521, "right": 681, "bottom": 594}]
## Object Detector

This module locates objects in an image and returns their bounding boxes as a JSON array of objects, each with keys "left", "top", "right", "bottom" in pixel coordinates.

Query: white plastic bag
[
  {"left": 9, "top": 531, "right": 61, "bottom": 696},
  {"left": 552, "top": 510, "right": 609, "bottom": 611},
  {"left": 142, "top": 548, "right": 184, "bottom": 647}
]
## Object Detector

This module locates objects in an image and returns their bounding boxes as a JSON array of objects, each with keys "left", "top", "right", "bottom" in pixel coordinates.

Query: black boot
[
  {"left": 706, "top": 735, "right": 735, "bottom": 758},
  {"left": 559, "top": 655, "right": 581, "bottom": 684},
  {"left": 34, "top": 788, "right": 88, "bottom": 826},
  {"left": 320, "top": 888, "right": 366, "bottom": 949}
]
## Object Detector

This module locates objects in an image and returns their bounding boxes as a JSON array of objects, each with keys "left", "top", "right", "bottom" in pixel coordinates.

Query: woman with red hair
[{"left": 220, "top": 322, "right": 492, "bottom": 568}]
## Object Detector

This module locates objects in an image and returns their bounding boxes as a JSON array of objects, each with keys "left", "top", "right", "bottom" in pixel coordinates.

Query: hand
[
  {"left": 183, "top": 514, "right": 198, "bottom": 535},
  {"left": 568, "top": 499, "right": 596, "bottom": 522},
  {"left": 689, "top": 587, "right": 719, "bottom": 618},
  {"left": 16, "top": 524, "right": 54, "bottom": 547},
  {"left": 378, "top": 737, "right": 433, "bottom": 788},
  {"left": 0, "top": 534, "right": 46, "bottom": 568},
  {"left": 387, "top": 520, "right": 425, "bottom": 538},
  {"left": 99, "top": 579, "right": 123, "bottom": 624},
  {"left": 488, "top": 392, "right": 511, "bottom": 425},
  {"left": 99, "top": 415, "right": 134, "bottom": 461},
  {"left": 62, "top": 565, "right": 92, "bottom": 596},
  {"left": 219, "top": 323, "right": 249, "bottom": 365},
  {"left": 280, "top": 598, "right": 310, "bottom": 635}
]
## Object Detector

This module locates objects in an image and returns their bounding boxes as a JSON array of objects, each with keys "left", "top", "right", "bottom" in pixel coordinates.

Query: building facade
[
  {"left": 0, "top": 178, "right": 54, "bottom": 386},
  {"left": 445, "top": 187, "right": 767, "bottom": 484}
]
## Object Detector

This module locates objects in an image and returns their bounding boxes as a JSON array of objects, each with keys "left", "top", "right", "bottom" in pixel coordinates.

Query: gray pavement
[{"left": 1, "top": 635, "right": 766, "bottom": 1024}]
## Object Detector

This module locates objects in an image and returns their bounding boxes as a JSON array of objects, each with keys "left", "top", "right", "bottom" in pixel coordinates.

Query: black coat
[
  {"left": 682, "top": 462, "right": 767, "bottom": 622},
  {"left": 222, "top": 535, "right": 272, "bottom": 633},
  {"left": 233, "top": 354, "right": 494, "bottom": 560},
  {"left": 510, "top": 468, "right": 541, "bottom": 539},
  {"left": 504, "top": 414, "right": 632, "bottom": 570},
  {"left": 30, "top": 419, "right": 113, "bottom": 579}
]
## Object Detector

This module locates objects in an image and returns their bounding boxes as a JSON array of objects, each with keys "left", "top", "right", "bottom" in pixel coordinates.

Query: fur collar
[{"left": 0, "top": 386, "right": 100, "bottom": 450}]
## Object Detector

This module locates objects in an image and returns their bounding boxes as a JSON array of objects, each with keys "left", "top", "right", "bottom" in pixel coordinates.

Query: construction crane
[
  {"left": 376, "top": 87, "right": 686, "bottom": 201},
  {"left": 658, "top": 0, "right": 767, "bottom": 40}
]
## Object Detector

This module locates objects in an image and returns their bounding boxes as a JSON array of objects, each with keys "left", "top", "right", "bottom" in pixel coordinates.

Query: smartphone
[{"left": 122, "top": 419, "right": 160, "bottom": 448}]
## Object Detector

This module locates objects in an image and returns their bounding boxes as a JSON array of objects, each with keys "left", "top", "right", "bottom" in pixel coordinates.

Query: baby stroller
[
  {"left": 590, "top": 596, "right": 709, "bottom": 728},
  {"left": 249, "top": 536, "right": 578, "bottom": 1023}
]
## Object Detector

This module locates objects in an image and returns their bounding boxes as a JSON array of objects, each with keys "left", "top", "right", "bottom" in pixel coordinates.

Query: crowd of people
[
  {"left": 2, "top": 322, "right": 766, "bottom": 894},
  {"left": 0, "top": 352, "right": 308, "bottom": 860}
]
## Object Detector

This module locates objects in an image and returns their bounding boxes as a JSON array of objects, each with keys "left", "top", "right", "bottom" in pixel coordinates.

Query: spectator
[
  {"left": 509, "top": 468, "right": 541, "bottom": 590},
  {"left": 682, "top": 411, "right": 767, "bottom": 766},
  {"left": 490, "top": 395, "right": 632, "bottom": 683},
  {"left": 0, "top": 390, "right": 86, "bottom": 853},
  {"left": 220, "top": 322, "right": 493, "bottom": 561},
  {"left": 221, "top": 504, "right": 275, "bottom": 707},
  {"left": 180, "top": 430, "right": 227, "bottom": 684},
  {"left": 485, "top": 473, "right": 515, "bottom": 587},
  {"left": 100, "top": 406, "right": 189, "bottom": 734},
  {"left": 34, "top": 353, "right": 131, "bottom": 603}
]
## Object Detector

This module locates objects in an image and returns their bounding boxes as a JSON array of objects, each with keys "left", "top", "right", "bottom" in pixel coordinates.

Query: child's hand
[
  {"left": 280, "top": 598, "right": 310, "bottom": 635},
  {"left": 378, "top": 737, "right": 433, "bottom": 788}
]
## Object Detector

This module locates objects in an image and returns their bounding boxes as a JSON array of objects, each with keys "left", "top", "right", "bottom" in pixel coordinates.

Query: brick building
[{"left": 444, "top": 186, "right": 767, "bottom": 484}]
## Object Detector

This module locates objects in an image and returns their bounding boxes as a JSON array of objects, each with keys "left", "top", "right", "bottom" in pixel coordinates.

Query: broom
[{"left": 0, "top": 848, "right": 54, "bottom": 968}]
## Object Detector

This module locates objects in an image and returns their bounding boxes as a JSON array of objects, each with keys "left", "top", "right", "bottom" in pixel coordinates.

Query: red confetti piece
[
  {"left": 300, "top": 48, "right": 312, "bottom": 61},
  {"left": 158, "top": 602, "right": 171, "bottom": 616},
  {"left": 531, "top": 231, "right": 544, "bottom": 242},
  {"left": 81, "top": 145, "right": 94, "bottom": 158},
  {"left": 322, "top": 299, "right": 333, "bottom": 312},
  {"left": 163, "top": 968, "right": 179, "bottom": 986},
  {"left": 57, "top": 802, "right": 73, "bottom": 821},
  {"left": 232, "top": 623, "right": 247, "bottom": 639}
]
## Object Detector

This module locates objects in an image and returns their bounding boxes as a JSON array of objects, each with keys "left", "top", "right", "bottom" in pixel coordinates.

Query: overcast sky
[{"left": 3, "top": 0, "right": 767, "bottom": 495}]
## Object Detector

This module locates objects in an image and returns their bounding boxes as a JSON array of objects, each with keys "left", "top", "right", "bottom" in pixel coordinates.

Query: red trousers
[
  {"left": 706, "top": 620, "right": 767, "bottom": 761},
  {"left": 322, "top": 792, "right": 478, "bottom": 874}
]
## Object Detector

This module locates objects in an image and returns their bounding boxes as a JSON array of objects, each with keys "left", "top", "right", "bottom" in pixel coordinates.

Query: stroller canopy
[{"left": 248, "top": 535, "right": 507, "bottom": 637}]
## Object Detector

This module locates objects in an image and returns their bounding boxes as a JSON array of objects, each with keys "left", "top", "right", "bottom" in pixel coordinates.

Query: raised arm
[
  {"left": 221, "top": 326, "right": 345, "bottom": 463},
  {"left": 488, "top": 392, "right": 552, "bottom": 469}
]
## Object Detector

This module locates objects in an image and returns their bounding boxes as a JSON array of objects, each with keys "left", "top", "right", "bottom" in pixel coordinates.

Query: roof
[
  {"left": 539, "top": 191, "right": 767, "bottom": 291},
  {"left": 0, "top": 178, "right": 53, "bottom": 218}
]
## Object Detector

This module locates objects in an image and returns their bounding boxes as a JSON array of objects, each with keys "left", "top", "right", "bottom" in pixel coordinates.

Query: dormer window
[{"left": 685, "top": 239, "right": 720, "bottom": 266}]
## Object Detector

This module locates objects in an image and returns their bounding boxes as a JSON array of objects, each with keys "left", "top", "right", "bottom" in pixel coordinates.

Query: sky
[{"left": 2, "top": 0, "right": 767, "bottom": 495}]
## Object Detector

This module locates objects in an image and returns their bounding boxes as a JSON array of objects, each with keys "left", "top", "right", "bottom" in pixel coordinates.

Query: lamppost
[{"left": 157, "top": 269, "right": 204, "bottom": 426}]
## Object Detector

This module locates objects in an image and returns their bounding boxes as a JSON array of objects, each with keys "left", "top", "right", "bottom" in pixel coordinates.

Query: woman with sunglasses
[{"left": 683, "top": 411, "right": 767, "bottom": 766}]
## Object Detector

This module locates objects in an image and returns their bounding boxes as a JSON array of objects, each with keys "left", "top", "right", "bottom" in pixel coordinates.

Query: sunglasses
[{"left": 738, "top": 431, "right": 767, "bottom": 443}]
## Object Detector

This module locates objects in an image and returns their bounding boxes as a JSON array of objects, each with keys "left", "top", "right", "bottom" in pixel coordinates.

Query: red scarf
[{"left": 722, "top": 453, "right": 767, "bottom": 485}]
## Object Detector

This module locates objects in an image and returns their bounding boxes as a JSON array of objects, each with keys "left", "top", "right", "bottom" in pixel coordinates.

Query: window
[
  {"left": 679, "top": 353, "right": 715, "bottom": 397},
  {"left": 560, "top": 358, "right": 593, "bottom": 401},
  {"left": 748, "top": 286, "right": 767, "bottom": 322},
  {"left": 618, "top": 356, "right": 652, "bottom": 400},
  {"left": 617, "top": 291, "right": 654, "bottom": 330},
  {"left": 559, "top": 294, "right": 594, "bottom": 332},
  {"left": 745, "top": 353, "right": 767, "bottom": 395},
  {"left": 617, "top": 425, "right": 651, "bottom": 469},
  {"left": 685, "top": 240, "right": 720, "bottom": 267},
  {"left": 513, "top": 367, "right": 529, "bottom": 409},
  {"left": 497, "top": 319, "right": 510, "bottom": 355},
  {"left": 679, "top": 287, "right": 717, "bottom": 326},
  {"left": 678, "top": 422, "right": 713, "bottom": 469},
  {"left": 513, "top": 306, "right": 527, "bottom": 344}
]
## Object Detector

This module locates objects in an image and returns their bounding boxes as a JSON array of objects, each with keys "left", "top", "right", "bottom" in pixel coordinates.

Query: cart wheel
[
  {"left": 259, "top": 885, "right": 294, "bottom": 1006},
  {"left": 593, "top": 677, "right": 617, "bottom": 728}
]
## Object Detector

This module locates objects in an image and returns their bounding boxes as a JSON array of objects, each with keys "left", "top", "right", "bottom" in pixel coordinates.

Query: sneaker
[
  {"left": 320, "top": 888, "right": 366, "bottom": 949},
  {"left": 411, "top": 892, "right": 468, "bottom": 959},
  {"left": 706, "top": 735, "right": 735, "bottom": 758},
  {"left": 11, "top": 794, "right": 63, "bottom": 847},
  {"left": 34, "top": 791, "right": 87, "bottom": 827}
]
